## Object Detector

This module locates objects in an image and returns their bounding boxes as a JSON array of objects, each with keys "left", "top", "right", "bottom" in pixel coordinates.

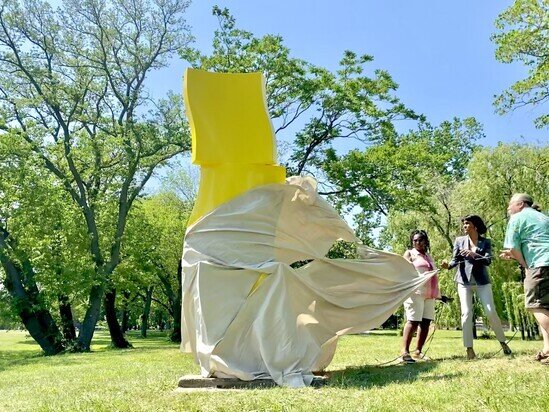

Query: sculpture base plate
[{"left": 175, "top": 375, "right": 327, "bottom": 391}]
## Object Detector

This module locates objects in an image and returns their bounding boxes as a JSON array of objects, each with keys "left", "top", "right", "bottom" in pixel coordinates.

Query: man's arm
[
  {"left": 500, "top": 248, "right": 528, "bottom": 268},
  {"left": 502, "top": 214, "right": 528, "bottom": 267}
]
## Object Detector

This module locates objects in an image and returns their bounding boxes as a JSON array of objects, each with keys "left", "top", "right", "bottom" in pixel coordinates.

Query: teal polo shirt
[{"left": 504, "top": 207, "right": 549, "bottom": 269}]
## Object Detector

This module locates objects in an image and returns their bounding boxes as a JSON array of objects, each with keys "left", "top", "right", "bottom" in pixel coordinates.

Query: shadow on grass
[
  {"left": 0, "top": 331, "right": 180, "bottom": 373},
  {"left": 434, "top": 348, "right": 532, "bottom": 361},
  {"left": 90, "top": 330, "right": 179, "bottom": 349},
  {"left": 356, "top": 330, "right": 399, "bottom": 337},
  {"left": 16, "top": 337, "right": 45, "bottom": 346},
  {"left": 0, "top": 350, "right": 45, "bottom": 372},
  {"left": 326, "top": 360, "right": 461, "bottom": 388}
]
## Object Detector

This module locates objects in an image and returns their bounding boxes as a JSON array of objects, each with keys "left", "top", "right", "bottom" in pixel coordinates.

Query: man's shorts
[
  {"left": 404, "top": 293, "right": 435, "bottom": 321},
  {"left": 524, "top": 266, "right": 549, "bottom": 310}
]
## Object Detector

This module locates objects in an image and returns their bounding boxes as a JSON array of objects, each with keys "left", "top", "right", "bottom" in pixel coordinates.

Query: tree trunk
[
  {"left": 471, "top": 296, "right": 478, "bottom": 340},
  {"left": 519, "top": 316, "right": 526, "bottom": 340},
  {"left": 0, "top": 232, "right": 64, "bottom": 355},
  {"left": 20, "top": 307, "right": 64, "bottom": 355},
  {"left": 140, "top": 286, "right": 154, "bottom": 338},
  {"left": 58, "top": 294, "right": 76, "bottom": 342},
  {"left": 76, "top": 284, "right": 104, "bottom": 351},
  {"left": 170, "top": 259, "right": 183, "bottom": 343},
  {"left": 120, "top": 290, "right": 131, "bottom": 333},
  {"left": 104, "top": 287, "right": 132, "bottom": 348}
]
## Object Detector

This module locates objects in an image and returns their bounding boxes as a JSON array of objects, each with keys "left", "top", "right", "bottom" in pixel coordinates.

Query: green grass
[{"left": 0, "top": 329, "right": 547, "bottom": 411}]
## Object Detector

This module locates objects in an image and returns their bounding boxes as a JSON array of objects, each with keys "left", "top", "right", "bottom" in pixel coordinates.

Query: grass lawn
[{"left": 0, "top": 328, "right": 547, "bottom": 412}]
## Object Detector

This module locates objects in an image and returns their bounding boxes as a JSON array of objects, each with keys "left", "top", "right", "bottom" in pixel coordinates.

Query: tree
[
  {"left": 492, "top": 0, "right": 549, "bottom": 128},
  {"left": 326, "top": 118, "right": 482, "bottom": 244},
  {"left": 0, "top": 0, "right": 191, "bottom": 352},
  {"left": 0, "top": 134, "right": 93, "bottom": 353},
  {"left": 118, "top": 191, "right": 190, "bottom": 341}
]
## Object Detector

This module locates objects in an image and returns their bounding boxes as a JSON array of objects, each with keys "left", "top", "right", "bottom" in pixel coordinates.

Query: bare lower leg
[
  {"left": 415, "top": 318, "right": 431, "bottom": 352},
  {"left": 531, "top": 309, "right": 549, "bottom": 353},
  {"left": 402, "top": 321, "right": 419, "bottom": 354}
]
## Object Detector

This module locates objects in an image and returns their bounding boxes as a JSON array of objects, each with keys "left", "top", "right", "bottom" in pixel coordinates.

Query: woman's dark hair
[
  {"left": 409, "top": 229, "right": 430, "bottom": 251},
  {"left": 461, "top": 214, "right": 487, "bottom": 235}
]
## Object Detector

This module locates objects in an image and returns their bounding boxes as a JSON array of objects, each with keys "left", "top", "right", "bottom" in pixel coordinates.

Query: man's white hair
[{"left": 511, "top": 193, "right": 533, "bottom": 206}]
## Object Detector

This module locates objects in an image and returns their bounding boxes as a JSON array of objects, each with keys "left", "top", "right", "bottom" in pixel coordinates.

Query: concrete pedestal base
[{"left": 176, "top": 375, "right": 328, "bottom": 392}]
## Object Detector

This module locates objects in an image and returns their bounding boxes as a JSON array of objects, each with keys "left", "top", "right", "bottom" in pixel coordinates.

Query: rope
[
  {"left": 370, "top": 306, "right": 519, "bottom": 366},
  {"left": 372, "top": 321, "right": 438, "bottom": 366},
  {"left": 369, "top": 252, "right": 516, "bottom": 366},
  {"left": 420, "top": 321, "right": 437, "bottom": 357},
  {"left": 483, "top": 328, "right": 519, "bottom": 359}
]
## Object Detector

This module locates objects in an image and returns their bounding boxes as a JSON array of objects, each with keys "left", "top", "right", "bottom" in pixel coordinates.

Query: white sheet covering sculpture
[{"left": 181, "top": 176, "right": 433, "bottom": 387}]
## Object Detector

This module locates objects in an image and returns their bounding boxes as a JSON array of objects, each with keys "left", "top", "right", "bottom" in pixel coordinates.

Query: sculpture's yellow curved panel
[
  {"left": 188, "top": 163, "right": 286, "bottom": 226},
  {"left": 184, "top": 69, "right": 286, "bottom": 226},
  {"left": 184, "top": 69, "right": 278, "bottom": 166}
]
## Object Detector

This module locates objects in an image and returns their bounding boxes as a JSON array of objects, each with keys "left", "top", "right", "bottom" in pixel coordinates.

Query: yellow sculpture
[
  {"left": 184, "top": 69, "right": 286, "bottom": 225},
  {"left": 180, "top": 68, "right": 431, "bottom": 387}
]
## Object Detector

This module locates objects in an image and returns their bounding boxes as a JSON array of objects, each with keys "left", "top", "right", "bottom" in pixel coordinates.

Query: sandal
[
  {"left": 400, "top": 353, "right": 416, "bottom": 364},
  {"left": 500, "top": 342, "right": 512, "bottom": 355},
  {"left": 534, "top": 351, "right": 549, "bottom": 362},
  {"left": 412, "top": 350, "right": 431, "bottom": 361},
  {"left": 466, "top": 347, "right": 476, "bottom": 360}
]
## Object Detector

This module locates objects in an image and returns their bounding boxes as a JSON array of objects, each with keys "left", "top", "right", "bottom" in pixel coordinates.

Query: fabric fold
[{"left": 181, "top": 177, "right": 434, "bottom": 387}]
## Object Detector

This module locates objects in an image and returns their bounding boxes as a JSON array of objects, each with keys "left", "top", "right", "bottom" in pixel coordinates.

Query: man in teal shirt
[{"left": 501, "top": 193, "right": 549, "bottom": 364}]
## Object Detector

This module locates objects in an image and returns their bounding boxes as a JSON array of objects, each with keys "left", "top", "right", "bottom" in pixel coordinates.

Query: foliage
[
  {"left": 117, "top": 191, "right": 191, "bottom": 340},
  {"left": 329, "top": 118, "right": 482, "bottom": 244},
  {"left": 502, "top": 281, "right": 539, "bottom": 339},
  {"left": 382, "top": 143, "right": 549, "bottom": 331},
  {"left": 0, "top": 0, "right": 192, "bottom": 351},
  {"left": 492, "top": 0, "right": 549, "bottom": 128}
]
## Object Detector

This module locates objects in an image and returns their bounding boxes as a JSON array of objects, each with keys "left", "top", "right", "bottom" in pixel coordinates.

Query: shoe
[
  {"left": 412, "top": 350, "right": 431, "bottom": 361},
  {"left": 500, "top": 342, "right": 512, "bottom": 355},
  {"left": 439, "top": 295, "right": 454, "bottom": 304},
  {"left": 466, "top": 347, "right": 476, "bottom": 360},
  {"left": 541, "top": 357, "right": 549, "bottom": 365},
  {"left": 400, "top": 353, "right": 416, "bottom": 364},
  {"left": 534, "top": 350, "right": 549, "bottom": 362}
]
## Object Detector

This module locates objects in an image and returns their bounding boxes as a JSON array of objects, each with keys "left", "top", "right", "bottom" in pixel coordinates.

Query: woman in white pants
[{"left": 441, "top": 215, "right": 511, "bottom": 359}]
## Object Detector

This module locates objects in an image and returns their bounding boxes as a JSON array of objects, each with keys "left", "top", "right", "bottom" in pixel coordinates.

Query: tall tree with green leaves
[
  {"left": 0, "top": 0, "right": 191, "bottom": 352},
  {"left": 492, "top": 0, "right": 549, "bottom": 128},
  {"left": 327, "top": 118, "right": 482, "bottom": 245},
  {"left": 1, "top": 137, "right": 64, "bottom": 354},
  {"left": 118, "top": 191, "right": 190, "bottom": 342},
  {"left": 0, "top": 132, "right": 96, "bottom": 353}
]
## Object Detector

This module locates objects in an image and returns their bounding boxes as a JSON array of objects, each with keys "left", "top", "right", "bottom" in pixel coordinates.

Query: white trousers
[{"left": 457, "top": 283, "right": 506, "bottom": 348}]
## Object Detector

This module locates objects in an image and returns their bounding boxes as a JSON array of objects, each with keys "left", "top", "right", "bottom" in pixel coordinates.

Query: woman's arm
[
  {"left": 478, "top": 238, "right": 492, "bottom": 266},
  {"left": 459, "top": 238, "right": 492, "bottom": 265},
  {"left": 403, "top": 249, "right": 413, "bottom": 263},
  {"left": 447, "top": 238, "right": 461, "bottom": 269}
]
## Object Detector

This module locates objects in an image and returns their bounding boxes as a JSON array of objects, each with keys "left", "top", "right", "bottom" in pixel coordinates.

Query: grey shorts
[{"left": 524, "top": 266, "right": 549, "bottom": 310}]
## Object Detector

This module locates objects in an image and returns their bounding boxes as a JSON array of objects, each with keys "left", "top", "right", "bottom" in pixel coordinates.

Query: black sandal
[{"left": 401, "top": 353, "right": 416, "bottom": 364}]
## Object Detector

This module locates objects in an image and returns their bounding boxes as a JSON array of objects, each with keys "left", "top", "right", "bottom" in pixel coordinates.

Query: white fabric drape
[{"left": 181, "top": 177, "right": 434, "bottom": 387}]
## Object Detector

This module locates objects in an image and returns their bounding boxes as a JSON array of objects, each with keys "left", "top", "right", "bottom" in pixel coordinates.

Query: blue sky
[{"left": 148, "top": 0, "right": 547, "bottom": 147}]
